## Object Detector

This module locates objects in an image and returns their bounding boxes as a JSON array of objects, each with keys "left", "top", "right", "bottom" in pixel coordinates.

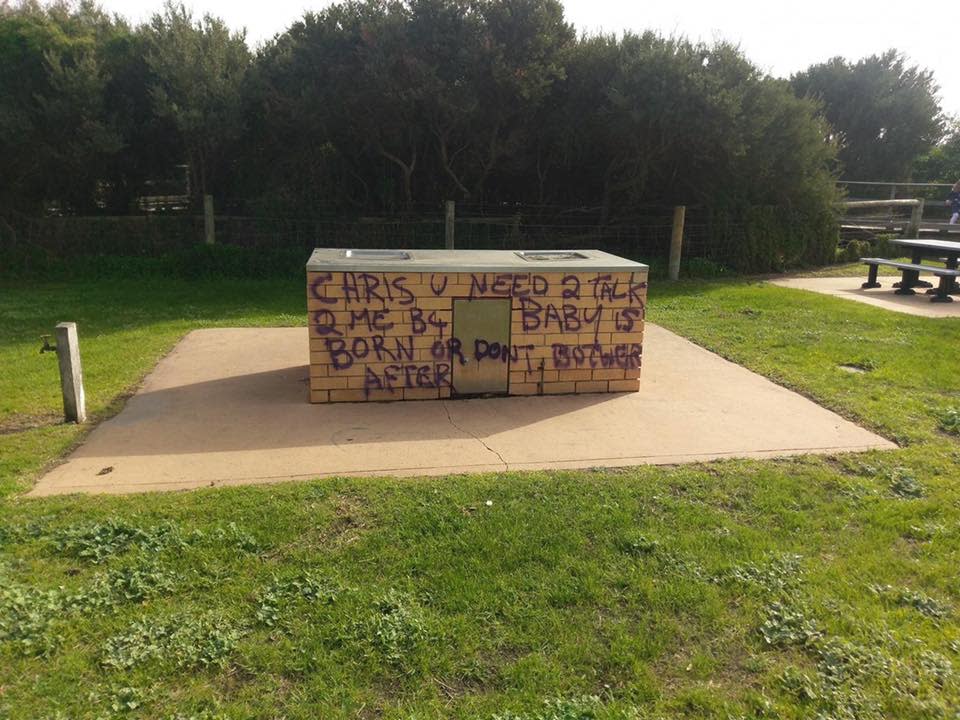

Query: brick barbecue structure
[{"left": 306, "top": 249, "right": 648, "bottom": 402}]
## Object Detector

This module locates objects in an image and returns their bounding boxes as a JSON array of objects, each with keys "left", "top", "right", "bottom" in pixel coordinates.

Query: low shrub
[
  {"left": 869, "top": 584, "right": 951, "bottom": 619},
  {"left": 871, "top": 234, "right": 898, "bottom": 258},
  {"left": 101, "top": 614, "right": 242, "bottom": 671},
  {"left": 838, "top": 239, "right": 871, "bottom": 263},
  {"left": 937, "top": 407, "right": 960, "bottom": 435},
  {"left": 363, "top": 589, "right": 428, "bottom": 668},
  {"left": 51, "top": 519, "right": 184, "bottom": 564}
]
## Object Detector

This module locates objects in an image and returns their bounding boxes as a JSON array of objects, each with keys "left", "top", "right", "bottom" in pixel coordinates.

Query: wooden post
[
  {"left": 445, "top": 200, "right": 455, "bottom": 250},
  {"left": 204, "top": 194, "right": 215, "bottom": 245},
  {"left": 669, "top": 205, "right": 686, "bottom": 281},
  {"left": 906, "top": 198, "right": 924, "bottom": 238},
  {"left": 55, "top": 322, "right": 86, "bottom": 423}
]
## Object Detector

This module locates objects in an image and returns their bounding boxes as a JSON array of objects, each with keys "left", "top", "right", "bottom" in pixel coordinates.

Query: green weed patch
[{"left": 101, "top": 614, "right": 243, "bottom": 671}]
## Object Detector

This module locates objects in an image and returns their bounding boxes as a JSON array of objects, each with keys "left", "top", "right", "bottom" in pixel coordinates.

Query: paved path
[
  {"left": 770, "top": 276, "right": 960, "bottom": 318},
  {"left": 29, "top": 325, "right": 895, "bottom": 496}
]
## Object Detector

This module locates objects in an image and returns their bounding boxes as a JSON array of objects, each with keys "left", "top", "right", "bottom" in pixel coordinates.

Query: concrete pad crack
[{"left": 441, "top": 400, "right": 509, "bottom": 470}]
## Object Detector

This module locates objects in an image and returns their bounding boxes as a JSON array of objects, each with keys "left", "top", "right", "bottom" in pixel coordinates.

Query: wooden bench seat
[{"left": 860, "top": 258, "right": 960, "bottom": 302}]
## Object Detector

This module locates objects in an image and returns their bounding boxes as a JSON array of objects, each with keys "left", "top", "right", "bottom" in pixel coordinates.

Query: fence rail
[
  {"left": 1, "top": 201, "right": 835, "bottom": 276},
  {"left": 837, "top": 179, "right": 956, "bottom": 206},
  {"left": 838, "top": 194, "right": 960, "bottom": 243}
]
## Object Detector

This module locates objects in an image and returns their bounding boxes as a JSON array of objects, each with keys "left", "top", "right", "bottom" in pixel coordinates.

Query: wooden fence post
[
  {"left": 445, "top": 201, "right": 455, "bottom": 249},
  {"left": 54, "top": 322, "right": 86, "bottom": 423},
  {"left": 906, "top": 198, "right": 924, "bottom": 238},
  {"left": 669, "top": 205, "right": 686, "bottom": 281},
  {"left": 204, "top": 194, "right": 215, "bottom": 245}
]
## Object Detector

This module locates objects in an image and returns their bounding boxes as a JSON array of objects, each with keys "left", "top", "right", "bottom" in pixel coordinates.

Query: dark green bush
[
  {"left": 838, "top": 239, "right": 871, "bottom": 263},
  {"left": 707, "top": 206, "right": 838, "bottom": 273},
  {"left": 683, "top": 258, "right": 728, "bottom": 278},
  {"left": 871, "top": 235, "right": 898, "bottom": 258},
  {"left": 1, "top": 245, "right": 306, "bottom": 281},
  {"left": 168, "top": 244, "right": 305, "bottom": 279}
]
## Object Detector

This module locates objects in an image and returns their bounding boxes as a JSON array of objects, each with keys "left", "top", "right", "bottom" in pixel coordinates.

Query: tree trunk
[
  {"left": 434, "top": 128, "right": 471, "bottom": 199},
  {"left": 402, "top": 166, "right": 413, "bottom": 207},
  {"left": 535, "top": 142, "right": 550, "bottom": 205},
  {"left": 0, "top": 215, "right": 18, "bottom": 247},
  {"left": 377, "top": 143, "right": 417, "bottom": 210},
  {"left": 472, "top": 120, "right": 502, "bottom": 199}
]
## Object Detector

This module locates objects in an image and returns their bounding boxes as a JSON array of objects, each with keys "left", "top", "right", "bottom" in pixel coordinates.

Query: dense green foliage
[
  {"left": 1, "top": 277, "right": 959, "bottom": 717},
  {"left": 245, "top": 5, "right": 839, "bottom": 221},
  {"left": 0, "top": 0, "right": 245, "bottom": 213},
  {"left": 914, "top": 120, "right": 960, "bottom": 184},
  {"left": 3, "top": 1, "right": 950, "bottom": 270},
  {"left": 0, "top": 1, "right": 840, "bottom": 224},
  {"left": 0, "top": 0, "right": 128, "bottom": 213},
  {"left": 142, "top": 4, "right": 249, "bottom": 199},
  {"left": 791, "top": 50, "right": 943, "bottom": 182}
]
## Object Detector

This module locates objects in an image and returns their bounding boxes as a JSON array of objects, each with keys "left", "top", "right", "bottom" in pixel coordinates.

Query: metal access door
[{"left": 452, "top": 298, "right": 511, "bottom": 396}]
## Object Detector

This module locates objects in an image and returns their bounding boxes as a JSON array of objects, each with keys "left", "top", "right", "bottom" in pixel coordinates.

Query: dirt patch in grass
[
  {"left": 838, "top": 363, "right": 869, "bottom": 374},
  {"left": 0, "top": 412, "right": 62, "bottom": 435},
  {"left": 321, "top": 493, "right": 371, "bottom": 547}
]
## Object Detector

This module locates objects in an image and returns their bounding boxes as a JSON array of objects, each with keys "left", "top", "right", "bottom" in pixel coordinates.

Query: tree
[
  {"left": 913, "top": 117, "right": 960, "bottom": 184},
  {"left": 245, "top": 0, "right": 572, "bottom": 212},
  {"left": 791, "top": 50, "right": 943, "bottom": 181},
  {"left": 143, "top": 2, "right": 249, "bottom": 202},
  {"left": 535, "top": 33, "right": 838, "bottom": 220},
  {"left": 422, "top": 0, "right": 573, "bottom": 200},
  {"left": 245, "top": 0, "right": 431, "bottom": 212},
  {"left": 0, "top": 0, "right": 125, "bottom": 213},
  {"left": 1, "top": 0, "right": 843, "bottom": 273},
  {"left": 97, "top": 24, "right": 181, "bottom": 212},
  {"left": 35, "top": 46, "right": 124, "bottom": 211}
]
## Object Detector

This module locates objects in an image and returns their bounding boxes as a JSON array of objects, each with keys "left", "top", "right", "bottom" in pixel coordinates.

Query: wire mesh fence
[
  {"left": 5, "top": 208, "right": 679, "bottom": 254},
  {"left": 1, "top": 203, "right": 799, "bottom": 277},
  {"left": 21, "top": 183, "right": 960, "bottom": 276}
]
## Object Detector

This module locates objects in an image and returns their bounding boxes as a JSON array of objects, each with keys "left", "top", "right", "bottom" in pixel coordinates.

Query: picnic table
[
  {"left": 889, "top": 238, "right": 960, "bottom": 291},
  {"left": 860, "top": 238, "right": 960, "bottom": 303}
]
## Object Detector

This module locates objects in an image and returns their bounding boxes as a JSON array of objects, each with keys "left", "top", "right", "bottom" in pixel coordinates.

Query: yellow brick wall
[{"left": 307, "top": 269, "right": 647, "bottom": 402}]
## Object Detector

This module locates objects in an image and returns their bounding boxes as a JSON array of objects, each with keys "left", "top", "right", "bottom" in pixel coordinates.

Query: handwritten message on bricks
[{"left": 307, "top": 270, "right": 647, "bottom": 402}]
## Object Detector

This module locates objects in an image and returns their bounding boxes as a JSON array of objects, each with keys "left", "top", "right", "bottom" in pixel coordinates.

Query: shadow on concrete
[{"left": 87, "top": 364, "right": 616, "bottom": 457}]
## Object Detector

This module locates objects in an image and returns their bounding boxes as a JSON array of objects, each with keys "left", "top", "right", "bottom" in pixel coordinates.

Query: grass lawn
[{"left": 1, "top": 275, "right": 959, "bottom": 719}]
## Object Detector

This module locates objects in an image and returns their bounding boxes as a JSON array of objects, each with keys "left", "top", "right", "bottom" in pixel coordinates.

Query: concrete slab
[
  {"left": 769, "top": 276, "right": 960, "bottom": 318},
  {"left": 29, "top": 326, "right": 895, "bottom": 496}
]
